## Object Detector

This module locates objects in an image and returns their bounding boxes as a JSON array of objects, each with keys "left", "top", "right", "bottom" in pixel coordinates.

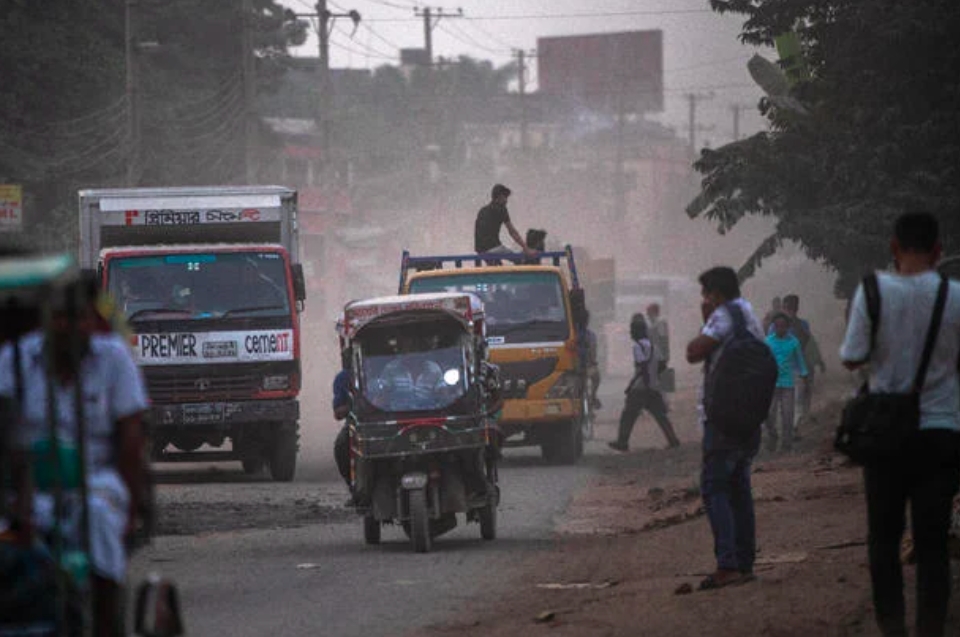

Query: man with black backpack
[
  {"left": 839, "top": 212, "right": 960, "bottom": 637},
  {"left": 686, "top": 266, "right": 777, "bottom": 590}
]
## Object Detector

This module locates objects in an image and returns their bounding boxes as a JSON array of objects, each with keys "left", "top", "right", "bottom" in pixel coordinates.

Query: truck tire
[
  {"left": 479, "top": 501, "right": 497, "bottom": 541},
  {"left": 363, "top": 515, "right": 381, "bottom": 545},
  {"left": 242, "top": 458, "right": 264, "bottom": 475},
  {"left": 408, "top": 488, "right": 431, "bottom": 553},
  {"left": 269, "top": 425, "right": 298, "bottom": 482},
  {"left": 540, "top": 420, "right": 581, "bottom": 465}
]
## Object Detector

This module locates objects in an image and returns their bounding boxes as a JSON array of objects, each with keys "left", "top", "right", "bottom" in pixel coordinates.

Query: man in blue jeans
[{"left": 686, "top": 266, "right": 765, "bottom": 589}]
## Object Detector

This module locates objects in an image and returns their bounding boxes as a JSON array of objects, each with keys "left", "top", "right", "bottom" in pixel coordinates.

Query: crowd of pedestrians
[{"left": 607, "top": 211, "right": 958, "bottom": 635}]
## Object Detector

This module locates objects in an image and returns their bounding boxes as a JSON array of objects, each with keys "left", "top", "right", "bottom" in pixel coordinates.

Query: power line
[
  {"left": 332, "top": 22, "right": 397, "bottom": 59},
  {"left": 358, "top": 0, "right": 417, "bottom": 10},
  {"left": 436, "top": 21, "right": 506, "bottom": 55},
  {"left": 365, "top": 8, "right": 714, "bottom": 22},
  {"left": 461, "top": 19, "right": 520, "bottom": 51}
]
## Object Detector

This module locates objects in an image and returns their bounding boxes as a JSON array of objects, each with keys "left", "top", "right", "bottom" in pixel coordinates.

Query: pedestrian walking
[
  {"left": 840, "top": 211, "right": 960, "bottom": 637},
  {"left": 686, "top": 266, "right": 768, "bottom": 589},
  {"left": 781, "top": 293, "right": 825, "bottom": 440},
  {"left": 764, "top": 312, "right": 809, "bottom": 453},
  {"left": 762, "top": 296, "right": 782, "bottom": 334},
  {"left": 609, "top": 313, "right": 680, "bottom": 452}
]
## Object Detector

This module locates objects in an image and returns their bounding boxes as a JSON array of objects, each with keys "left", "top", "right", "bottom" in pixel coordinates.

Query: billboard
[
  {"left": 537, "top": 31, "right": 663, "bottom": 114},
  {"left": 0, "top": 185, "right": 23, "bottom": 232}
]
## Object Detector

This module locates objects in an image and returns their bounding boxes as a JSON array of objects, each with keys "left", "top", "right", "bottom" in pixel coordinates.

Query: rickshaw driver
[
  {"left": 332, "top": 348, "right": 357, "bottom": 506},
  {"left": 0, "top": 284, "right": 150, "bottom": 637}
]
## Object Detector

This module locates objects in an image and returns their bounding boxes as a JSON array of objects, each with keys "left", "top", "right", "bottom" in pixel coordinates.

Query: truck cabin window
[
  {"left": 356, "top": 320, "right": 468, "bottom": 413},
  {"left": 409, "top": 272, "right": 569, "bottom": 344},
  {"left": 108, "top": 253, "right": 290, "bottom": 320}
]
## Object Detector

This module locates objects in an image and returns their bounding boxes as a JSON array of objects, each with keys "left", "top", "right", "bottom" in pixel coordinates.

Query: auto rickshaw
[{"left": 340, "top": 292, "right": 501, "bottom": 553}]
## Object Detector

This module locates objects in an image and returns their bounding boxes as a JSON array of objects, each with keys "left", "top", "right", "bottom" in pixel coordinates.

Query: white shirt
[
  {"left": 632, "top": 338, "right": 657, "bottom": 390},
  {"left": 0, "top": 332, "right": 150, "bottom": 471},
  {"left": 698, "top": 298, "right": 764, "bottom": 428},
  {"left": 840, "top": 271, "right": 960, "bottom": 432}
]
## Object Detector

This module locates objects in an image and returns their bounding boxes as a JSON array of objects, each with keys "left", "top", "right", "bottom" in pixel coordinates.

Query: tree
[
  {"left": 0, "top": 0, "right": 305, "bottom": 250},
  {"left": 688, "top": 0, "right": 960, "bottom": 296}
]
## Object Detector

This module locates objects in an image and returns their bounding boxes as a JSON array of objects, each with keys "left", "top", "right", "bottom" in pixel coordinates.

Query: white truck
[{"left": 78, "top": 186, "right": 307, "bottom": 481}]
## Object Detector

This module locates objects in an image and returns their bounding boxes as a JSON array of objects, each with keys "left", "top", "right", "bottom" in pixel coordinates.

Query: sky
[{"left": 279, "top": 0, "right": 771, "bottom": 146}]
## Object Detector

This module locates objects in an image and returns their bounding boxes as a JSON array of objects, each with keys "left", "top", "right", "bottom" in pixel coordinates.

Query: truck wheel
[
  {"left": 408, "top": 488, "right": 431, "bottom": 553},
  {"left": 479, "top": 502, "right": 497, "bottom": 540},
  {"left": 541, "top": 421, "right": 581, "bottom": 465},
  {"left": 269, "top": 425, "right": 298, "bottom": 482},
  {"left": 241, "top": 458, "right": 264, "bottom": 475},
  {"left": 363, "top": 515, "right": 381, "bottom": 545}
]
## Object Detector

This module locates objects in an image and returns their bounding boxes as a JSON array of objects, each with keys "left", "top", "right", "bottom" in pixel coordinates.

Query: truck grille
[
  {"left": 495, "top": 357, "right": 559, "bottom": 399},
  {"left": 144, "top": 372, "right": 262, "bottom": 403}
]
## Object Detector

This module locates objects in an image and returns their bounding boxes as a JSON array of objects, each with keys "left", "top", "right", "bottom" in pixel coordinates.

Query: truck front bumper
[{"left": 150, "top": 399, "right": 300, "bottom": 429}]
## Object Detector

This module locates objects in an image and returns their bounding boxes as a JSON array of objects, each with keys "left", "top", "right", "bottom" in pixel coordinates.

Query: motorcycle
[{"left": 340, "top": 292, "right": 501, "bottom": 553}]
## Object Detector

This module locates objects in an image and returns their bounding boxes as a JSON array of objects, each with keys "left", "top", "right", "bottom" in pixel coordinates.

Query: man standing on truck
[{"left": 474, "top": 184, "right": 538, "bottom": 259}]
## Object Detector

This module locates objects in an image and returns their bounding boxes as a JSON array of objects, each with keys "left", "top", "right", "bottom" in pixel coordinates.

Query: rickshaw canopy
[{"left": 341, "top": 292, "right": 483, "bottom": 343}]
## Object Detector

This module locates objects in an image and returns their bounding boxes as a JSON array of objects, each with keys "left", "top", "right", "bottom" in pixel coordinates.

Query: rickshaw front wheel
[{"left": 408, "top": 489, "right": 432, "bottom": 553}]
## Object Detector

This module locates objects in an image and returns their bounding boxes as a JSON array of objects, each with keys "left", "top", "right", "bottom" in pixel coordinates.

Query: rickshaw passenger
[{"left": 0, "top": 285, "right": 149, "bottom": 637}]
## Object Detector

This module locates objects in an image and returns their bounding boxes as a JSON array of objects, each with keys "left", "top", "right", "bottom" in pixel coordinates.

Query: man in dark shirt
[{"left": 474, "top": 184, "right": 536, "bottom": 257}]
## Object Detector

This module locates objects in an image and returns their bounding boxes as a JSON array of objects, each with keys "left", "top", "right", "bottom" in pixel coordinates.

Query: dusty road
[{"left": 128, "top": 430, "right": 611, "bottom": 637}]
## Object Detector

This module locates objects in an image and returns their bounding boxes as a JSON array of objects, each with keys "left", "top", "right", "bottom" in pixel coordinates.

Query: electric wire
[
  {"left": 437, "top": 20, "right": 506, "bottom": 55},
  {"left": 365, "top": 8, "right": 714, "bottom": 22}
]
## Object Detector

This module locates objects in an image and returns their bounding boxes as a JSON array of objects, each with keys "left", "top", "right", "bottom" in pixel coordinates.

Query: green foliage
[
  {"left": 0, "top": 0, "right": 303, "bottom": 249},
  {"left": 689, "top": 0, "right": 960, "bottom": 296}
]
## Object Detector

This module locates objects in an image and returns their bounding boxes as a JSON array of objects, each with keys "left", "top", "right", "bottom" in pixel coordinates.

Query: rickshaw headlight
[
  {"left": 262, "top": 375, "right": 291, "bottom": 391},
  {"left": 443, "top": 369, "right": 461, "bottom": 386},
  {"left": 401, "top": 473, "right": 428, "bottom": 489},
  {"left": 546, "top": 372, "right": 580, "bottom": 399}
]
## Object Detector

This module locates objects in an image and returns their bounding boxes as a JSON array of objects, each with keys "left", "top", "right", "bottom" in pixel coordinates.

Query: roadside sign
[{"left": 0, "top": 184, "right": 23, "bottom": 232}]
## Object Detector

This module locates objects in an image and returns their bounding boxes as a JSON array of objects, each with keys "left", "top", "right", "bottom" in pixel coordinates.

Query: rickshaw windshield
[{"left": 355, "top": 317, "right": 470, "bottom": 413}]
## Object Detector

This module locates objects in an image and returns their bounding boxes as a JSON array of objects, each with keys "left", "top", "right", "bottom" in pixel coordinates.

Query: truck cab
[
  {"left": 78, "top": 186, "right": 306, "bottom": 481},
  {"left": 398, "top": 247, "right": 589, "bottom": 464}
]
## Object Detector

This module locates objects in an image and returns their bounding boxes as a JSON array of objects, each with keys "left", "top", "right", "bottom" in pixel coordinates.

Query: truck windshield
[
  {"left": 409, "top": 271, "right": 569, "bottom": 344},
  {"left": 107, "top": 252, "right": 290, "bottom": 321},
  {"left": 356, "top": 321, "right": 468, "bottom": 412}
]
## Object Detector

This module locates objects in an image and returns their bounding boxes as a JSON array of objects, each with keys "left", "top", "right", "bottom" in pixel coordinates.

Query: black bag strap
[
  {"left": 725, "top": 301, "right": 750, "bottom": 338},
  {"left": 913, "top": 275, "right": 949, "bottom": 393},
  {"left": 862, "top": 273, "right": 881, "bottom": 352},
  {"left": 12, "top": 336, "right": 24, "bottom": 405}
]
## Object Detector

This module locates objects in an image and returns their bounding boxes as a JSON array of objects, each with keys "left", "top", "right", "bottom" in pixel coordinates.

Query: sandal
[{"left": 697, "top": 570, "right": 748, "bottom": 591}]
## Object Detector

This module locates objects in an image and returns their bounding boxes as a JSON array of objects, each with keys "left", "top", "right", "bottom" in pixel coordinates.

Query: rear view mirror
[{"left": 292, "top": 263, "right": 307, "bottom": 303}]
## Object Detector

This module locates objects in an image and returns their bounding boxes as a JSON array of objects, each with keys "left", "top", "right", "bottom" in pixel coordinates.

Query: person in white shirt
[
  {"left": 840, "top": 211, "right": 960, "bottom": 637},
  {"left": 686, "top": 266, "right": 765, "bottom": 590},
  {"left": 0, "top": 285, "right": 149, "bottom": 637},
  {"left": 608, "top": 313, "right": 680, "bottom": 451}
]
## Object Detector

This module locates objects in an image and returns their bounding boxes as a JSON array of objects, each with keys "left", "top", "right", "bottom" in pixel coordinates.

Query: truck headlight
[
  {"left": 262, "top": 375, "right": 291, "bottom": 391},
  {"left": 545, "top": 372, "right": 580, "bottom": 399}
]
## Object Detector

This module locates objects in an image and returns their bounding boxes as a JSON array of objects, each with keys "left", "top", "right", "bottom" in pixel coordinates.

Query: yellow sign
[{"left": 0, "top": 184, "right": 23, "bottom": 232}]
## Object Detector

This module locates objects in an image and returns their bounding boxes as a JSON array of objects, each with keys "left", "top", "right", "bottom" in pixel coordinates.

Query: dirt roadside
[{"left": 413, "top": 380, "right": 960, "bottom": 637}]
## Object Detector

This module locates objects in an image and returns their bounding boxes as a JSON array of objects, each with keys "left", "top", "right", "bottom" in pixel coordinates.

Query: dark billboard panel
[{"left": 537, "top": 31, "right": 663, "bottom": 113}]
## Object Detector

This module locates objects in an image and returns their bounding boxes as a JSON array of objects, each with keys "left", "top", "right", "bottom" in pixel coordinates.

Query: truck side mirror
[{"left": 292, "top": 263, "right": 307, "bottom": 304}]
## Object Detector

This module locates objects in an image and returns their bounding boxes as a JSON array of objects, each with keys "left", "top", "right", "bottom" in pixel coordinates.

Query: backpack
[{"left": 705, "top": 302, "right": 778, "bottom": 441}]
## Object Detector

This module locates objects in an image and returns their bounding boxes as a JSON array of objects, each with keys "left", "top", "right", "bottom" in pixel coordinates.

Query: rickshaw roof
[
  {"left": 342, "top": 292, "right": 482, "bottom": 339},
  {"left": 0, "top": 253, "right": 78, "bottom": 302}
]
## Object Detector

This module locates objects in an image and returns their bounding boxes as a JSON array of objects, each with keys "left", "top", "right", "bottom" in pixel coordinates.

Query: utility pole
[
  {"left": 685, "top": 92, "right": 714, "bottom": 158},
  {"left": 514, "top": 48, "right": 535, "bottom": 154},
  {"left": 241, "top": 0, "right": 257, "bottom": 184},
  {"left": 293, "top": 2, "right": 361, "bottom": 173},
  {"left": 414, "top": 6, "right": 463, "bottom": 66},
  {"left": 125, "top": 0, "right": 139, "bottom": 186},
  {"left": 730, "top": 102, "right": 752, "bottom": 142}
]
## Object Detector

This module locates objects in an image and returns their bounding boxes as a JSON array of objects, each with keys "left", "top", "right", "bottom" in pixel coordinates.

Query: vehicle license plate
[
  {"left": 202, "top": 341, "right": 237, "bottom": 358},
  {"left": 182, "top": 403, "right": 224, "bottom": 425}
]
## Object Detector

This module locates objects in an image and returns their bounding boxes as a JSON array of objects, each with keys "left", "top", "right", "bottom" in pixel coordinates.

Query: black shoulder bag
[{"left": 834, "top": 274, "right": 949, "bottom": 465}]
